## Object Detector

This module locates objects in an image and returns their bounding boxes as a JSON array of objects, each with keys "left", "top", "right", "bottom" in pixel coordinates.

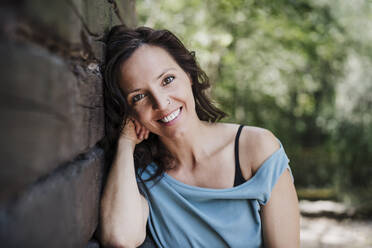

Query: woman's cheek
[
  {"left": 131, "top": 108, "right": 145, "bottom": 123},
  {"left": 138, "top": 109, "right": 152, "bottom": 124}
]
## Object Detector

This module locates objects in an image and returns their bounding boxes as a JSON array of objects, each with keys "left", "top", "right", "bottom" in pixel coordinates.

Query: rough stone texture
[
  {"left": 22, "top": 0, "right": 83, "bottom": 44},
  {"left": 5, "top": 0, "right": 137, "bottom": 63},
  {"left": 82, "top": 0, "right": 116, "bottom": 35},
  {"left": 0, "top": 0, "right": 141, "bottom": 247},
  {"left": 0, "top": 147, "right": 104, "bottom": 248},
  {"left": 0, "top": 40, "right": 104, "bottom": 202},
  {"left": 20, "top": 0, "right": 136, "bottom": 43},
  {"left": 117, "top": 0, "right": 138, "bottom": 28}
]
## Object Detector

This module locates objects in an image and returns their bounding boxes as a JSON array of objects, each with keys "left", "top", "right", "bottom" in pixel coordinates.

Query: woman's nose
[{"left": 151, "top": 93, "right": 170, "bottom": 110}]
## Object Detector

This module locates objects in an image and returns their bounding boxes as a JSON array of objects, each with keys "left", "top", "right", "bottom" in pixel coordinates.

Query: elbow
[
  {"left": 100, "top": 236, "right": 143, "bottom": 248},
  {"left": 101, "top": 240, "right": 140, "bottom": 248},
  {"left": 99, "top": 226, "right": 147, "bottom": 248}
]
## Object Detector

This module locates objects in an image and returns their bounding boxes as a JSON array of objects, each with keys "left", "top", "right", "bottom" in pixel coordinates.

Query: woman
[{"left": 99, "top": 25, "right": 300, "bottom": 248}]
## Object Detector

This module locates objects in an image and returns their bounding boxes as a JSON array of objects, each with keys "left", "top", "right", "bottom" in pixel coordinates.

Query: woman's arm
[
  {"left": 240, "top": 127, "right": 300, "bottom": 248},
  {"left": 99, "top": 120, "right": 150, "bottom": 248},
  {"left": 261, "top": 168, "right": 300, "bottom": 248}
]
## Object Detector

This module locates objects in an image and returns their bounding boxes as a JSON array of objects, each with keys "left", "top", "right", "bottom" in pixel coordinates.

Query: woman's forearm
[{"left": 100, "top": 138, "right": 148, "bottom": 248}]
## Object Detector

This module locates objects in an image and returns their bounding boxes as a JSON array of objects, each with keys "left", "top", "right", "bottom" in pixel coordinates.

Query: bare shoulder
[
  {"left": 210, "top": 122, "right": 241, "bottom": 139},
  {"left": 208, "top": 122, "right": 242, "bottom": 151},
  {"left": 209, "top": 123, "right": 280, "bottom": 179},
  {"left": 239, "top": 126, "right": 281, "bottom": 173}
]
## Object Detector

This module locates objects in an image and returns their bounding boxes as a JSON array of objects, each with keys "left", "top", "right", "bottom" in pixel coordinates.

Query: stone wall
[{"left": 0, "top": 1, "right": 154, "bottom": 247}]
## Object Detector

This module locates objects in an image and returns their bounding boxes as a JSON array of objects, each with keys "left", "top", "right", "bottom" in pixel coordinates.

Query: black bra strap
[{"left": 234, "top": 125, "right": 246, "bottom": 187}]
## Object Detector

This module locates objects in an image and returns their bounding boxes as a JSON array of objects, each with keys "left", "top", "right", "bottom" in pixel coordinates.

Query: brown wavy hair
[{"left": 100, "top": 25, "right": 226, "bottom": 186}]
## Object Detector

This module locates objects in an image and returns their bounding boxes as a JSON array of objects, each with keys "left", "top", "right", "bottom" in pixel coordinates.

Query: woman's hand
[{"left": 119, "top": 118, "right": 150, "bottom": 147}]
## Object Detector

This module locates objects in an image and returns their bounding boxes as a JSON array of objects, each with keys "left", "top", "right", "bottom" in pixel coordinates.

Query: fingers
[
  {"left": 132, "top": 119, "right": 140, "bottom": 134},
  {"left": 131, "top": 118, "right": 150, "bottom": 141},
  {"left": 132, "top": 119, "right": 142, "bottom": 138},
  {"left": 138, "top": 125, "right": 150, "bottom": 140},
  {"left": 139, "top": 127, "right": 146, "bottom": 140},
  {"left": 120, "top": 118, "right": 137, "bottom": 144}
]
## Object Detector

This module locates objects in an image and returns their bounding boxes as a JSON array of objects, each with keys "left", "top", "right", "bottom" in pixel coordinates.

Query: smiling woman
[
  {"left": 99, "top": 26, "right": 300, "bottom": 248},
  {"left": 119, "top": 45, "right": 198, "bottom": 137}
]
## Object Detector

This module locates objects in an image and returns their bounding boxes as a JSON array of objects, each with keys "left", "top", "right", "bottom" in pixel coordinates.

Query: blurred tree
[{"left": 137, "top": 0, "right": 372, "bottom": 210}]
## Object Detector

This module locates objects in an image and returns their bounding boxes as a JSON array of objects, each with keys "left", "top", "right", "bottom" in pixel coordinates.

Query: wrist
[{"left": 118, "top": 136, "right": 136, "bottom": 151}]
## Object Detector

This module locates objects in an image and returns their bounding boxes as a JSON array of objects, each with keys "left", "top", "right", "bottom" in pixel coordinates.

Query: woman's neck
[{"left": 159, "top": 120, "right": 216, "bottom": 171}]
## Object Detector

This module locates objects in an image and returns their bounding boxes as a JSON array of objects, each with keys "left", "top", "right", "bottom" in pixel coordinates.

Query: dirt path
[{"left": 300, "top": 201, "right": 372, "bottom": 248}]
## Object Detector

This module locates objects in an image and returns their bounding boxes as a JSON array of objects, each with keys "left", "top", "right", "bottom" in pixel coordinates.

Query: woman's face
[{"left": 119, "top": 45, "right": 198, "bottom": 138}]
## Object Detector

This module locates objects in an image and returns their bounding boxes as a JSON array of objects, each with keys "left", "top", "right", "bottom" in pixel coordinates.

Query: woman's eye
[
  {"left": 132, "top": 93, "right": 146, "bottom": 103},
  {"left": 163, "top": 76, "right": 175, "bottom": 85}
]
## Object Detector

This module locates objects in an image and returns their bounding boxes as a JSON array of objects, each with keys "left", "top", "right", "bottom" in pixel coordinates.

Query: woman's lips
[{"left": 158, "top": 107, "right": 182, "bottom": 126}]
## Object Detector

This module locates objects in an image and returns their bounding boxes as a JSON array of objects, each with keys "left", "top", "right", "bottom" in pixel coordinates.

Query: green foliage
[
  {"left": 297, "top": 188, "right": 337, "bottom": 201},
  {"left": 137, "top": 0, "right": 372, "bottom": 208}
]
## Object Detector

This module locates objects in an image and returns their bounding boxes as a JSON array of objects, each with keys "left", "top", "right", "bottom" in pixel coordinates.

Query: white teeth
[{"left": 160, "top": 108, "right": 181, "bottom": 123}]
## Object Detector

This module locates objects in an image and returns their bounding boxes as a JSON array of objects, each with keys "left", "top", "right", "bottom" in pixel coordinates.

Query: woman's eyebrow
[
  {"left": 156, "top": 67, "right": 176, "bottom": 80},
  {"left": 127, "top": 88, "right": 141, "bottom": 95}
]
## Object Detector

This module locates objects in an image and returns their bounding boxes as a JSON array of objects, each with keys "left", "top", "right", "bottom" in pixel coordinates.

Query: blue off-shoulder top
[{"left": 137, "top": 141, "right": 294, "bottom": 248}]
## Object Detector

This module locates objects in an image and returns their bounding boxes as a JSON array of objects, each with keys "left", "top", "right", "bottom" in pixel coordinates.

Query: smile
[{"left": 159, "top": 107, "right": 182, "bottom": 123}]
